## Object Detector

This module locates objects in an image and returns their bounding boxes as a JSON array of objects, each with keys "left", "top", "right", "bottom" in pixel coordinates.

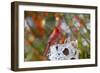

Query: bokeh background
[{"left": 24, "top": 11, "right": 90, "bottom": 61}]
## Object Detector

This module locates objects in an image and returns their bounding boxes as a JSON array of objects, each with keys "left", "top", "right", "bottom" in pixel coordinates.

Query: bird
[
  {"left": 43, "top": 17, "right": 69, "bottom": 56},
  {"left": 43, "top": 18, "right": 62, "bottom": 56}
]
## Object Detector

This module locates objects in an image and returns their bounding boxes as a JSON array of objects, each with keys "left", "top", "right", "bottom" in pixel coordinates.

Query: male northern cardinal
[
  {"left": 43, "top": 17, "right": 68, "bottom": 56},
  {"left": 43, "top": 19, "right": 62, "bottom": 56}
]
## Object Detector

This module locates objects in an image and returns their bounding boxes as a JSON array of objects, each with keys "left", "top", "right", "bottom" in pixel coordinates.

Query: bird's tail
[{"left": 43, "top": 43, "right": 50, "bottom": 56}]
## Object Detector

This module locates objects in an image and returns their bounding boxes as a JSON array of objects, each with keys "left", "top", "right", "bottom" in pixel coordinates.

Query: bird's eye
[{"left": 63, "top": 48, "right": 69, "bottom": 56}]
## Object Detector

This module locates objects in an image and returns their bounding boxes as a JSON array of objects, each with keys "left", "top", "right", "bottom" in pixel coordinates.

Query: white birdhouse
[{"left": 48, "top": 40, "right": 79, "bottom": 61}]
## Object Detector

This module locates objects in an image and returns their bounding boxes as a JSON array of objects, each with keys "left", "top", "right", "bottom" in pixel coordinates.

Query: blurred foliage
[{"left": 24, "top": 11, "right": 90, "bottom": 61}]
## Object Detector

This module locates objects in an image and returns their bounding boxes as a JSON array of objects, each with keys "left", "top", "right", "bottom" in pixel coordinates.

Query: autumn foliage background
[{"left": 24, "top": 11, "right": 90, "bottom": 61}]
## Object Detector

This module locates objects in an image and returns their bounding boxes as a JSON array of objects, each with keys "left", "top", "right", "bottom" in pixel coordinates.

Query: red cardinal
[{"left": 43, "top": 19, "right": 63, "bottom": 56}]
